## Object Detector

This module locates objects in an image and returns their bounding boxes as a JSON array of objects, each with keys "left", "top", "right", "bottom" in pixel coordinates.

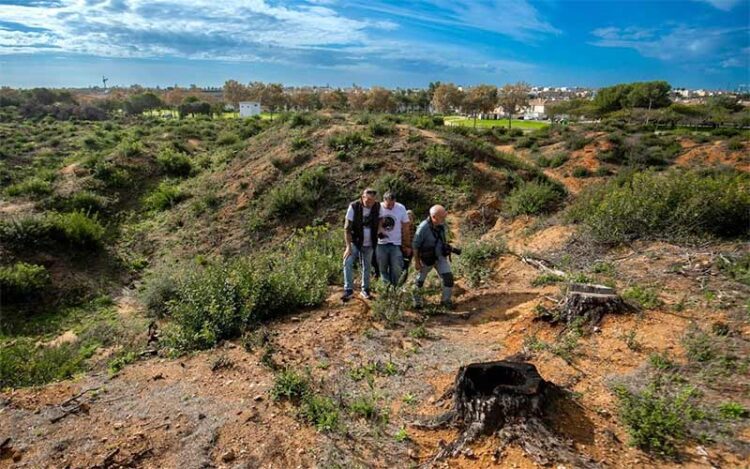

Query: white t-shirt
[
  {"left": 346, "top": 203, "right": 375, "bottom": 247},
  {"left": 378, "top": 202, "right": 409, "bottom": 246}
]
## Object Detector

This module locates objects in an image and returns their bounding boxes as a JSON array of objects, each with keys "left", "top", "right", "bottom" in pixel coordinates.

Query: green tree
[
  {"left": 463, "top": 84, "right": 498, "bottom": 128},
  {"left": 498, "top": 82, "right": 530, "bottom": 129}
]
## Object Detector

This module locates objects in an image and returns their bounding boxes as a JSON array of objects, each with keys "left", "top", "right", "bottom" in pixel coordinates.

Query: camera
[{"left": 442, "top": 244, "right": 462, "bottom": 256}]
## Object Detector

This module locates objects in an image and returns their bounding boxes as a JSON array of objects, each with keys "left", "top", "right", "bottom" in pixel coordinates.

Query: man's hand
[
  {"left": 414, "top": 259, "right": 422, "bottom": 271},
  {"left": 343, "top": 246, "right": 352, "bottom": 260}
]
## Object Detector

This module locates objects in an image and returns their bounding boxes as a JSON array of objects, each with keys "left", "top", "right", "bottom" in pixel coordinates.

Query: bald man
[{"left": 412, "top": 205, "right": 454, "bottom": 309}]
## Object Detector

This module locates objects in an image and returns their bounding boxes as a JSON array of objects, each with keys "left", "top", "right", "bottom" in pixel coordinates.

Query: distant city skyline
[{"left": 1, "top": 0, "right": 748, "bottom": 90}]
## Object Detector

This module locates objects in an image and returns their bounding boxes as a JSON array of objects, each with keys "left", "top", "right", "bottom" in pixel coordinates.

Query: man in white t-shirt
[
  {"left": 342, "top": 188, "right": 380, "bottom": 301},
  {"left": 376, "top": 191, "right": 412, "bottom": 286}
]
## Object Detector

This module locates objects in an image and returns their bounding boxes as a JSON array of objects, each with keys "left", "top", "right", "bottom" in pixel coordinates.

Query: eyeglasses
[{"left": 365, "top": 190, "right": 377, "bottom": 195}]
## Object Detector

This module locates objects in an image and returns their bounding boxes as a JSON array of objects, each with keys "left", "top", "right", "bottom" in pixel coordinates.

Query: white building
[
  {"left": 239, "top": 101, "right": 261, "bottom": 117},
  {"left": 522, "top": 98, "right": 547, "bottom": 120}
]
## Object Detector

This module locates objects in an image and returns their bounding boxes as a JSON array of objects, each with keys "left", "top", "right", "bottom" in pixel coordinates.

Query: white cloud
[
  {"left": 590, "top": 24, "right": 749, "bottom": 69},
  {"left": 696, "top": 0, "right": 744, "bottom": 11},
  {"left": 351, "top": 0, "right": 559, "bottom": 42},
  {"left": 0, "top": 0, "right": 532, "bottom": 77}
]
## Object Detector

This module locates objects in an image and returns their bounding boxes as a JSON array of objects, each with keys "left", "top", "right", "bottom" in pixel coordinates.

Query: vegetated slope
[{"left": 1, "top": 112, "right": 748, "bottom": 468}]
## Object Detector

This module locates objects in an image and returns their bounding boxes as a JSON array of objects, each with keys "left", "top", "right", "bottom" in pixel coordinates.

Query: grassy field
[{"left": 444, "top": 115, "right": 549, "bottom": 130}]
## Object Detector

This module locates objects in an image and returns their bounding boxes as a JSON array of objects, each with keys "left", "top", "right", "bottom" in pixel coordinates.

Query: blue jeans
[
  {"left": 343, "top": 244, "right": 373, "bottom": 292},
  {"left": 414, "top": 255, "right": 453, "bottom": 303},
  {"left": 376, "top": 243, "right": 403, "bottom": 286}
]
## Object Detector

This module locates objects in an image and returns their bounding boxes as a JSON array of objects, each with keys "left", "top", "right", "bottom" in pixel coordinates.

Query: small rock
[
  {"left": 221, "top": 450, "right": 235, "bottom": 462},
  {"left": 198, "top": 413, "right": 206, "bottom": 420},
  {"left": 254, "top": 394, "right": 263, "bottom": 402},
  {"left": 407, "top": 449, "right": 418, "bottom": 459},
  {"left": 291, "top": 317, "right": 301, "bottom": 322},
  {"left": 593, "top": 326, "right": 601, "bottom": 333},
  {"left": 113, "top": 422, "right": 124, "bottom": 430},
  {"left": 297, "top": 448, "right": 305, "bottom": 454}
]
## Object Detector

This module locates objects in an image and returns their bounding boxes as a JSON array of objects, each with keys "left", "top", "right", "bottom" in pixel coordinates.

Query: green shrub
[
  {"left": 216, "top": 130, "right": 240, "bottom": 145},
  {"left": 267, "top": 167, "right": 327, "bottom": 217},
  {"left": 727, "top": 137, "right": 745, "bottom": 151},
  {"left": 567, "top": 169, "right": 750, "bottom": 243},
  {"left": 6, "top": 177, "right": 53, "bottom": 197},
  {"left": 622, "top": 285, "right": 662, "bottom": 309},
  {"left": 536, "top": 152, "right": 568, "bottom": 168},
  {"left": 299, "top": 394, "right": 340, "bottom": 432},
  {"left": 572, "top": 166, "right": 591, "bottom": 178},
  {"left": 375, "top": 174, "right": 426, "bottom": 216},
  {"left": 532, "top": 273, "right": 566, "bottom": 286},
  {"left": 368, "top": 120, "right": 395, "bottom": 137},
  {"left": 327, "top": 131, "right": 372, "bottom": 153},
  {"left": 506, "top": 181, "right": 565, "bottom": 216},
  {"left": 164, "top": 226, "right": 339, "bottom": 351},
  {"left": 0, "top": 262, "right": 50, "bottom": 302},
  {"left": 116, "top": 138, "right": 143, "bottom": 157},
  {"left": 566, "top": 134, "right": 590, "bottom": 151},
  {"left": 65, "top": 191, "right": 108, "bottom": 214},
  {"left": 49, "top": 211, "right": 106, "bottom": 247},
  {"left": 349, "top": 394, "right": 387, "bottom": 423},
  {"left": 717, "top": 253, "right": 750, "bottom": 286},
  {"left": 422, "top": 144, "right": 466, "bottom": 174},
  {"left": 718, "top": 402, "right": 748, "bottom": 419},
  {"left": 271, "top": 368, "right": 310, "bottom": 401},
  {"left": 0, "top": 215, "right": 53, "bottom": 249},
  {"left": 455, "top": 238, "right": 505, "bottom": 287},
  {"left": 0, "top": 339, "right": 95, "bottom": 388},
  {"left": 144, "top": 181, "right": 188, "bottom": 211},
  {"left": 156, "top": 148, "right": 193, "bottom": 177},
  {"left": 614, "top": 383, "right": 700, "bottom": 458},
  {"left": 290, "top": 136, "right": 310, "bottom": 150},
  {"left": 140, "top": 269, "right": 180, "bottom": 318}
]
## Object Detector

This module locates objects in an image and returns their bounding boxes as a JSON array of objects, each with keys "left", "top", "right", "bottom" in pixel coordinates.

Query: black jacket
[{"left": 347, "top": 200, "right": 380, "bottom": 249}]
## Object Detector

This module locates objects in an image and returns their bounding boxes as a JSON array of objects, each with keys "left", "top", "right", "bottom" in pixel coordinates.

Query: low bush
[
  {"left": 455, "top": 238, "right": 506, "bottom": 287},
  {"left": 49, "top": 211, "right": 106, "bottom": 247},
  {"left": 299, "top": 394, "right": 340, "bottom": 432},
  {"left": 614, "top": 382, "right": 701, "bottom": 458},
  {"left": 567, "top": 169, "right": 750, "bottom": 244},
  {"left": 162, "top": 226, "right": 339, "bottom": 351},
  {"left": 156, "top": 148, "right": 193, "bottom": 177},
  {"left": 143, "top": 181, "right": 188, "bottom": 211},
  {"left": 216, "top": 130, "right": 240, "bottom": 146},
  {"left": 271, "top": 368, "right": 310, "bottom": 401},
  {"left": 422, "top": 144, "right": 467, "bottom": 174},
  {"left": 0, "top": 339, "right": 95, "bottom": 388},
  {"left": 267, "top": 167, "right": 327, "bottom": 217},
  {"left": 6, "top": 177, "right": 53, "bottom": 197},
  {"left": 327, "top": 131, "right": 372, "bottom": 153},
  {"left": 506, "top": 180, "right": 565, "bottom": 216},
  {"left": 572, "top": 166, "right": 591, "bottom": 178},
  {"left": 0, "top": 262, "right": 50, "bottom": 302},
  {"left": 64, "top": 191, "right": 108, "bottom": 214},
  {"left": 368, "top": 120, "right": 395, "bottom": 137}
]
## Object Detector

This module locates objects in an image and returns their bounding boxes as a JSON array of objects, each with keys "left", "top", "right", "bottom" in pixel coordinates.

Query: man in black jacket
[{"left": 342, "top": 188, "right": 380, "bottom": 301}]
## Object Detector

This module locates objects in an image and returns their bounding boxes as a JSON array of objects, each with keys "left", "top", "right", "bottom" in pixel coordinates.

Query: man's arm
[
  {"left": 343, "top": 218, "right": 353, "bottom": 259},
  {"left": 412, "top": 223, "right": 424, "bottom": 268}
]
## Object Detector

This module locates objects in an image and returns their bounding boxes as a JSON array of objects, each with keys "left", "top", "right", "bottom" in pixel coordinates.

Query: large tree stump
[
  {"left": 560, "top": 283, "right": 632, "bottom": 326},
  {"left": 419, "top": 360, "right": 598, "bottom": 468}
]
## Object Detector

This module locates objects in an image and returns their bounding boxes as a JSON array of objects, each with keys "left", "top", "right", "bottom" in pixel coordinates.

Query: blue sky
[{"left": 0, "top": 0, "right": 748, "bottom": 89}]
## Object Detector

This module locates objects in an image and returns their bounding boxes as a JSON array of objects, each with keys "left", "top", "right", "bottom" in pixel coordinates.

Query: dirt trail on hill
[{"left": 4, "top": 223, "right": 747, "bottom": 467}]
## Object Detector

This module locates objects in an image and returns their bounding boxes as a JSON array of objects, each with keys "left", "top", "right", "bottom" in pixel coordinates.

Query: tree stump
[
  {"left": 419, "top": 360, "right": 599, "bottom": 468},
  {"left": 560, "top": 283, "right": 632, "bottom": 326}
]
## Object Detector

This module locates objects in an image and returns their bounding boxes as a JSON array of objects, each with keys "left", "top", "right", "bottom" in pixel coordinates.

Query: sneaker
[
  {"left": 360, "top": 290, "right": 372, "bottom": 300},
  {"left": 341, "top": 289, "right": 354, "bottom": 301}
]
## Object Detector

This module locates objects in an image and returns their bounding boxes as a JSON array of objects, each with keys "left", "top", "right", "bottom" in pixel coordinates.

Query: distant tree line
[{"left": 1, "top": 80, "right": 746, "bottom": 128}]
